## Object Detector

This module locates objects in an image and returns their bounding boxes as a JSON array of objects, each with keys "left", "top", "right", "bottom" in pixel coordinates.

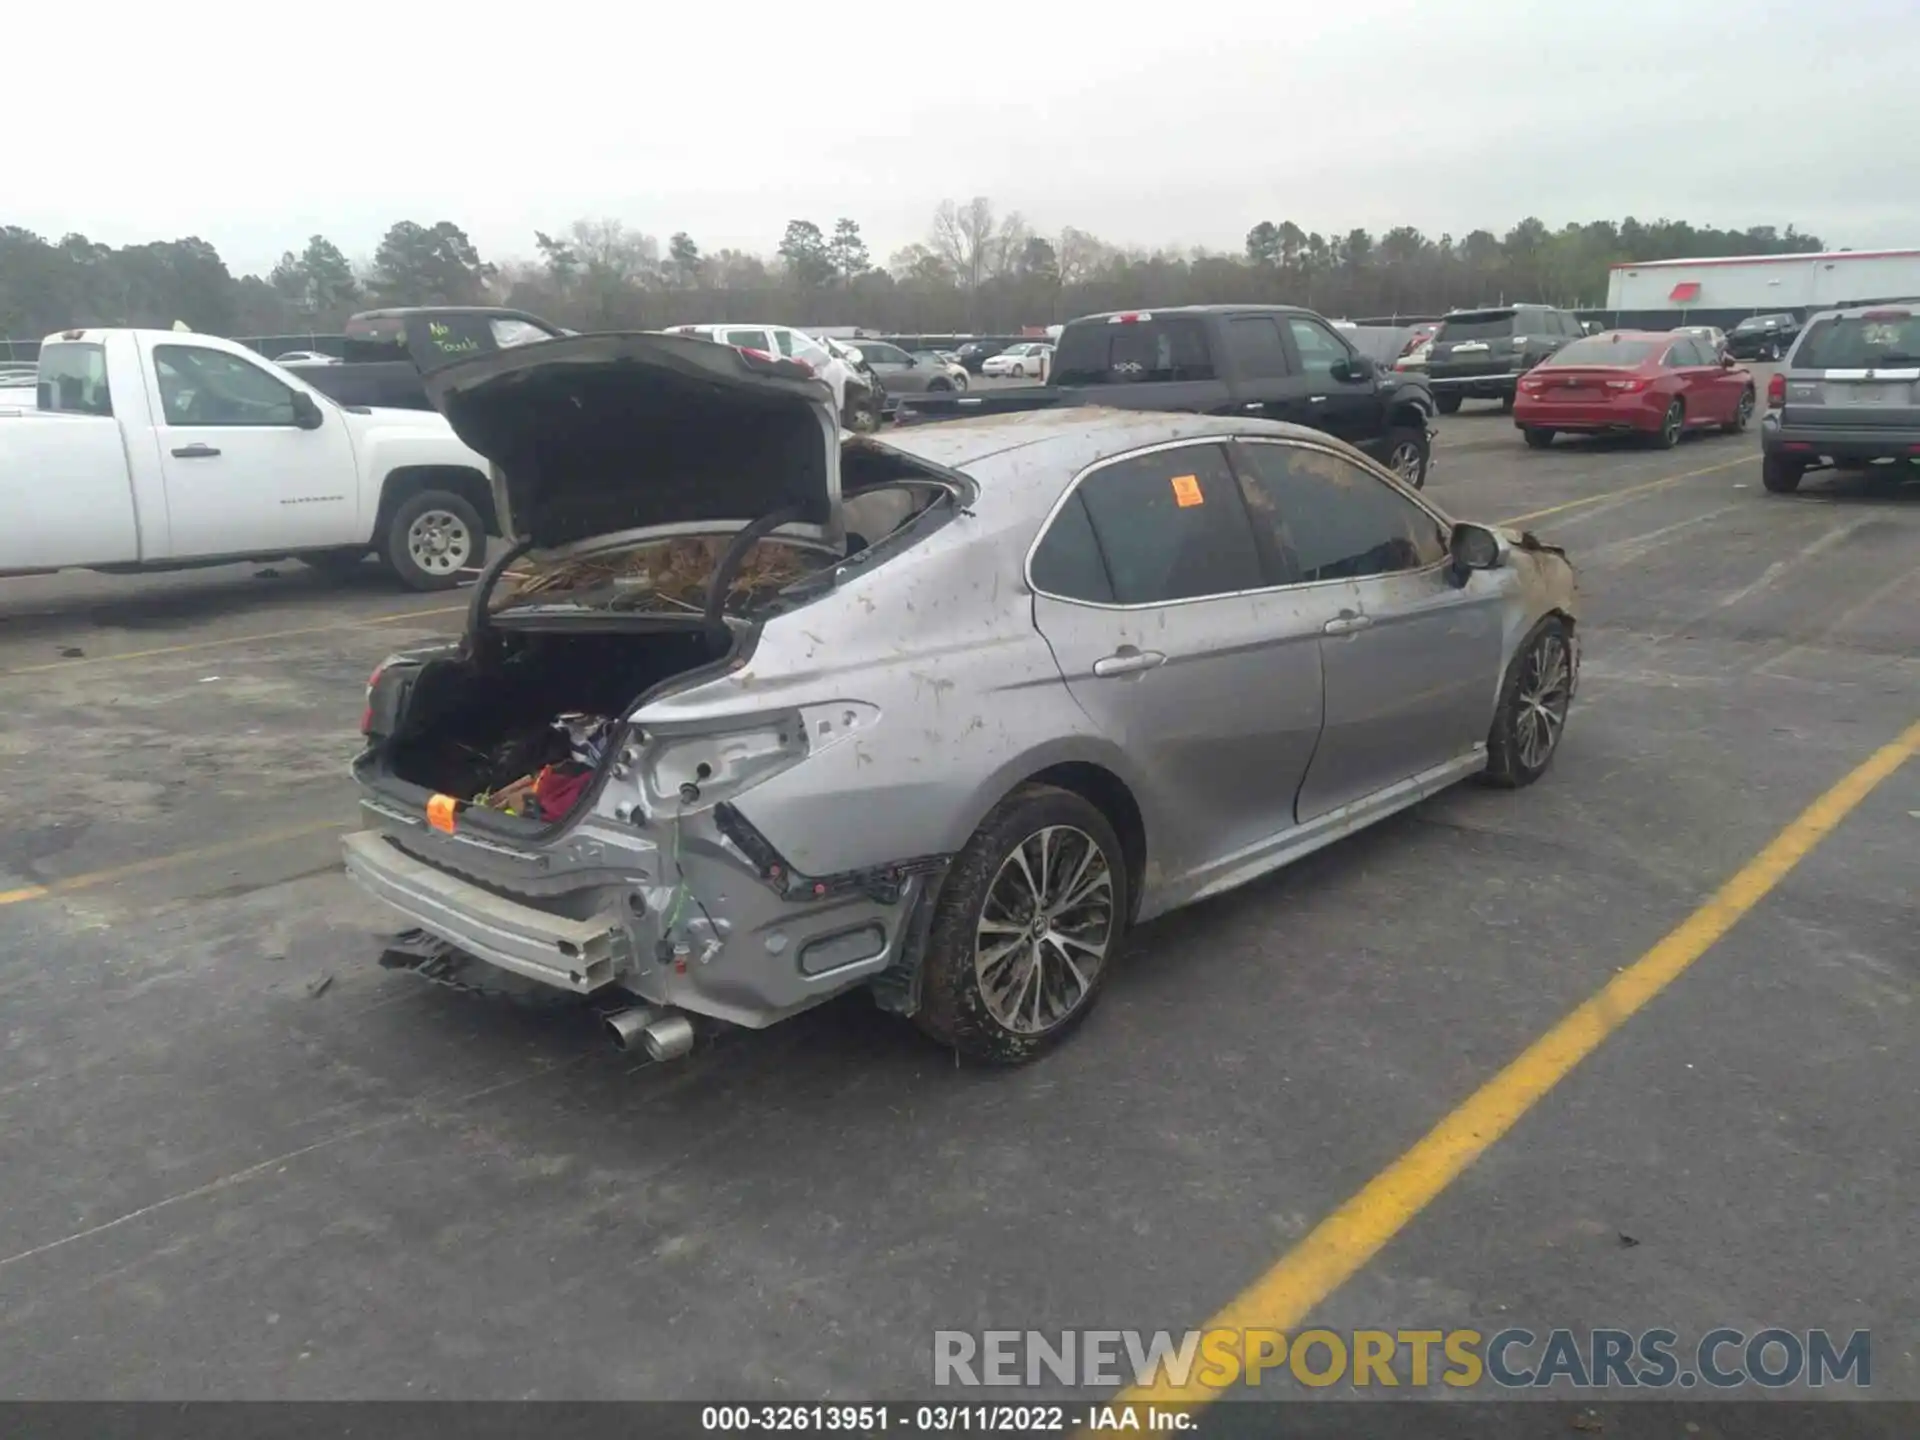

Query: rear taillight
[
  {"left": 362, "top": 662, "right": 386, "bottom": 735},
  {"left": 1767, "top": 372, "right": 1786, "bottom": 408},
  {"left": 1107, "top": 312, "right": 1152, "bottom": 324},
  {"left": 1604, "top": 377, "right": 1649, "bottom": 392},
  {"left": 1520, "top": 378, "right": 1544, "bottom": 393}
]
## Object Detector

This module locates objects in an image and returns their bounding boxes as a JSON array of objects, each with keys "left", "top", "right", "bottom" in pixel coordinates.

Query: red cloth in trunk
[{"left": 534, "top": 765, "right": 592, "bottom": 821}]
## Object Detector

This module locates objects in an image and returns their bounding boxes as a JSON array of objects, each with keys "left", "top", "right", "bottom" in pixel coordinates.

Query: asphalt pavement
[{"left": 0, "top": 381, "right": 1915, "bottom": 1405}]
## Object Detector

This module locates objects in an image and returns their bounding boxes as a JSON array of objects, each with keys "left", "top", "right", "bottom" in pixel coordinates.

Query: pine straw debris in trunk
[{"left": 492, "top": 536, "right": 823, "bottom": 616}]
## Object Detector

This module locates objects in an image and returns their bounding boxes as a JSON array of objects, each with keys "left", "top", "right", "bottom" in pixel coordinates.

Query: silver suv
[
  {"left": 1760, "top": 304, "right": 1920, "bottom": 493},
  {"left": 343, "top": 333, "right": 1579, "bottom": 1066}
]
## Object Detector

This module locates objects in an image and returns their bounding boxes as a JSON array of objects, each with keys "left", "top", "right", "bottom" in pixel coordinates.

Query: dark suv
[
  {"left": 1426, "top": 304, "right": 1583, "bottom": 413},
  {"left": 1726, "top": 313, "right": 1803, "bottom": 362},
  {"left": 1759, "top": 304, "right": 1920, "bottom": 493}
]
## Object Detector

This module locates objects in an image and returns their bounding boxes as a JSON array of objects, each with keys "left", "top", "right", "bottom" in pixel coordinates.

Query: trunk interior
[{"left": 378, "top": 628, "right": 730, "bottom": 820}]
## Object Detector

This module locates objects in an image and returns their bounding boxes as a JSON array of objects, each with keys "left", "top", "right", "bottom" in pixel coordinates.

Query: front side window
[
  {"left": 1286, "top": 317, "right": 1352, "bottom": 382},
  {"left": 153, "top": 345, "right": 297, "bottom": 426},
  {"left": 1070, "top": 444, "right": 1263, "bottom": 604},
  {"left": 36, "top": 343, "right": 112, "bottom": 416},
  {"left": 1233, "top": 440, "right": 1449, "bottom": 584},
  {"left": 724, "top": 329, "right": 772, "bottom": 352},
  {"left": 863, "top": 343, "right": 912, "bottom": 366}
]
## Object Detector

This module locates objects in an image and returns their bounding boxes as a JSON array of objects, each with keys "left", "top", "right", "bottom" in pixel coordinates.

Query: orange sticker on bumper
[{"left": 427, "top": 794, "right": 459, "bottom": 833}]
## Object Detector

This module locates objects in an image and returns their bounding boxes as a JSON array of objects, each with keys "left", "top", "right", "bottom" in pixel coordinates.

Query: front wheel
[
  {"left": 1522, "top": 427, "right": 1555, "bottom": 450},
  {"left": 1482, "top": 616, "right": 1575, "bottom": 789},
  {"left": 1381, "top": 427, "right": 1430, "bottom": 489},
  {"left": 1722, "top": 388, "right": 1755, "bottom": 434},
  {"left": 1761, "top": 454, "right": 1804, "bottom": 494},
  {"left": 914, "top": 785, "right": 1128, "bottom": 1065},
  {"left": 1435, "top": 393, "right": 1463, "bottom": 415},
  {"left": 382, "top": 490, "right": 483, "bottom": 591}
]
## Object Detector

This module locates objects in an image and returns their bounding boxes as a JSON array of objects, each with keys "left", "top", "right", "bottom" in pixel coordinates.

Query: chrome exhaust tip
[
  {"left": 640, "top": 1013, "right": 696, "bottom": 1063},
  {"left": 604, "top": 1006, "right": 662, "bottom": 1053}
]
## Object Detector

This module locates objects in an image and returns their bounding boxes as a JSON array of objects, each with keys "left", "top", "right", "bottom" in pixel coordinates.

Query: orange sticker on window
[
  {"left": 427, "top": 793, "right": 459, "bottom": 833},
  {"left": 1171, "top": 474, "right": 1204, "bottom": 507}
]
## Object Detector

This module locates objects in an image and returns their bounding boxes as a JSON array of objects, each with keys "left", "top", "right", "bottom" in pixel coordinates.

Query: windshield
[
  {"left": 1435, "top": 312, "right": 1518, "bottom": 342},
  {"left": 1792, "top": 314, "right": 1920, "bottom": 368},
  {"left": 1051, "top": 316, "right": 1214, "bottom": 385},
  {"left": 1545, "top": 337, "right": 1662, "bottom": 366}
]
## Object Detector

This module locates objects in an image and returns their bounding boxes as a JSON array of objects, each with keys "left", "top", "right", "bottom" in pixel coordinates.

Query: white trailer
[{"left": 1606, "top": 249, "right": 1920, "bottom": 315}]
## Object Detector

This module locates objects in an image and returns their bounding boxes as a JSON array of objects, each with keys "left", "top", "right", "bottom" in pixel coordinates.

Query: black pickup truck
[
  {"left": 895, "top": 304, "right": 1439, "bottom": 486},
  {"left": 283, "top": 306, "right": 569, "bottom": 410}
]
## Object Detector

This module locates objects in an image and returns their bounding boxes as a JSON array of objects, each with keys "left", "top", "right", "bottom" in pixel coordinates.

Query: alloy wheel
[
  {"left": 1734, "top": 391, "right": 1754, "bottom": 430},
  {"left": 1515, "top": 630, "right": 1573, "bottom": 771},
  {"left": 1662, "top": 402, "right": 1683, "bottom": 447},
  {"left": 974, "top": 826, "right": 1114, "bottom": 1035},
  {"left": 1388, "top": 439, "right": 1424, "bottom": 486}
]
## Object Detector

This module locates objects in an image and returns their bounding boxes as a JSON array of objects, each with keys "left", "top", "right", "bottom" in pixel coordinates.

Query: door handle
[
  {"left": 170, "top": 443, "right": 221, "bottom": 458},
  {"left": 1322, "top": 613, "right": 1372, "bottom": 637},
  {"left": 1092, "top": 649, "right": 1167, "bottom": 677},
  {"left": 1308, "top": 395, "right": 1328, "bottom": 405}
]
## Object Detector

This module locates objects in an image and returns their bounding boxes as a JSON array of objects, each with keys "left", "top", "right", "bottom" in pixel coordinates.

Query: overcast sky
[{"left": 13, "top": 0, "right": 1919, "bottom": 276}]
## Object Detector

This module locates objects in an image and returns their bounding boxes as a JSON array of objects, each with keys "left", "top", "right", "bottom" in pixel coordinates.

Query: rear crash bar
[
  {"left": 713, "top": 801, "right": 949, "bottom": 906},
  {"left": 343, "top": 830, "right": 628, "bottom": 992}
]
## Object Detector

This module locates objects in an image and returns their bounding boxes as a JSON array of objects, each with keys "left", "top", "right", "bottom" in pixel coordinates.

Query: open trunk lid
[{"left": 424, "top": 331, "right": 844, "bottom": 551}]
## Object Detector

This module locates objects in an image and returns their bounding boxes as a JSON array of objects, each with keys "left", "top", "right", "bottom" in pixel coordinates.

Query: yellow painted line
[
  {"left": 0, "top": 603, "right": 466, "bottom": 677},
  {"left": 1501, "top": 454, "right": 1750, "bottom": 527},
  {"left": 1119, "top": 715, "right": 1920, "bottom": 1411},
  {"left": 0, "top": 821, "right": 348, "bottom": 908}
]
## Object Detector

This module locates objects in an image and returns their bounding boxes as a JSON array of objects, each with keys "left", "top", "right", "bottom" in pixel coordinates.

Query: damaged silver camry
[{"left": 343, "top": 331, "right": 1580, "bottom": 1065}]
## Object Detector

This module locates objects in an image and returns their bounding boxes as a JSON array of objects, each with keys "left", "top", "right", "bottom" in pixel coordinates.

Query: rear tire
[
  {"left": 1482, "top": 616, "right": 1575, "bottom": 789},
  {"left": 1436, "top": 393, "right": 1463, "bottom": 415},
  {"left": 1522, "top": 427, "right": 1555, "bottom": 450},
  {"left": 1649, "top": 399, "right": 1684, "bottom": 449},
  {"left": 914, "top": 785, "right": 1128, "bottom": 1066},
  {"left": 1761, "top": 454, "right": 1804, "bottom": 494},
  {"left": 1722, "top": 388, "right": 1755, "bottom": 434},
  {"left": 382, "top": 490, "right": 483, "bottom": 592},
  {"left": 1381, "top": 426, "right": 1430, "bottom": 489}
]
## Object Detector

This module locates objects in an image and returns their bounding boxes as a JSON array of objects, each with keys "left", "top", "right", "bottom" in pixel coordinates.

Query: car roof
[
  {"left": 1802, "top": 302, "right": 1918, "bottom": 321},
  {"left": 1071, "top": 304, "right": 1316, "bottom": 322}
]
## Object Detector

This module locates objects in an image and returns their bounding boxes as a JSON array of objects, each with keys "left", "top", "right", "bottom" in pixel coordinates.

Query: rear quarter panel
[{"left": 634, "top": 503, "right": 1148, "bottom": 879}]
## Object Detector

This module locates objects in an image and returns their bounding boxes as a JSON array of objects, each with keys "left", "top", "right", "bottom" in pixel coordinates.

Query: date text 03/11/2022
[{"left": 699, "top": 1404, "right": 1190, "bottom": 1432}]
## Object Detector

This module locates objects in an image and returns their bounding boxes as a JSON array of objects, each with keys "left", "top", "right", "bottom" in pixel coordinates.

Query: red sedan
[{"left": 1512, "top": 330, "right": 1757, "bottom": 450}]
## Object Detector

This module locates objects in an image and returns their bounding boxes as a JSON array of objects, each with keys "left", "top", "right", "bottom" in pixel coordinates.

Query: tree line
[{"left": 0, "top": 202, "right": 1827, "bottom": 346}]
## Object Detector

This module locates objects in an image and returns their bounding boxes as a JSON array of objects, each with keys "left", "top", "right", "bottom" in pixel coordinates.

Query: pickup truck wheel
[
  {"left": 384, "top": 491, "right": 482, "bottom": 591},
  {"left": 914, "top": 785, "right": 1127, "bottom": 1066},
  {"left": 1383, "top": 429, "right": 1430, "bottom": 488},
  {"left": 1435, "top": 393, "right": 1463, "bottom": 415},
  {"left": 1761, "top": 455, "right": 1804, "bottom": 494}
]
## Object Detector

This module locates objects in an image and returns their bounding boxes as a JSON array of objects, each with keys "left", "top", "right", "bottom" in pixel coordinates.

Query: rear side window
[
  {"left": 36, "top": 343, "right": 112, "bottom": 416},
  {"left": 1029, "top": 490, "right": 1114, "bottom": 603},
  {"left": 1792, "top": 314, "right": 1920, "bottom": 369},
  {"left": 1437, "top": 311, "right": 1518, "bottom": 342},
  {"left": 1073, "top": 444, "right": 1262, "bottom": 604},
  {"left": 724, "top": 329, "right": 772, "bottom": 352},
  {"left": 1051, "top": 316, "right": 1216, "bottom": 385},
  {"left": 1233, "top": 440, "right": 1449, "bottom": 583},
  {"left": 1224, "top": 316, "right": 1291, "bottom": 379}
]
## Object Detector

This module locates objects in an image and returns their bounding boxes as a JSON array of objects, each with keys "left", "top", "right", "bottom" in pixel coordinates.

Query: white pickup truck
[{"left": 0, "top": 329, "right": 499, "bottom": 590}]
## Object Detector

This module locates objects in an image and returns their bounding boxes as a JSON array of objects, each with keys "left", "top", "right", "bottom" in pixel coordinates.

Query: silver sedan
[{"left": 345, "top": 335, "right": 1580, "bottom": 1066}]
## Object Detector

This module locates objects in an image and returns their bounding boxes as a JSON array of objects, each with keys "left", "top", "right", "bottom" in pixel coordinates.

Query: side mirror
[
  {"left": 1720, "top": 354, "right": 1736, "bottom": 368},
  {"left": 1333, "top": 354, "right": 1376, "bottom": 382},
  {"left": 1449, "top": 522, "right": 1505, "bottom": 580},
  {"left": 290, "top": 391, "right": 324, "bottom": 430},
  {"left": 902, "top": 354, "right": 918, "bottom": 367}
]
